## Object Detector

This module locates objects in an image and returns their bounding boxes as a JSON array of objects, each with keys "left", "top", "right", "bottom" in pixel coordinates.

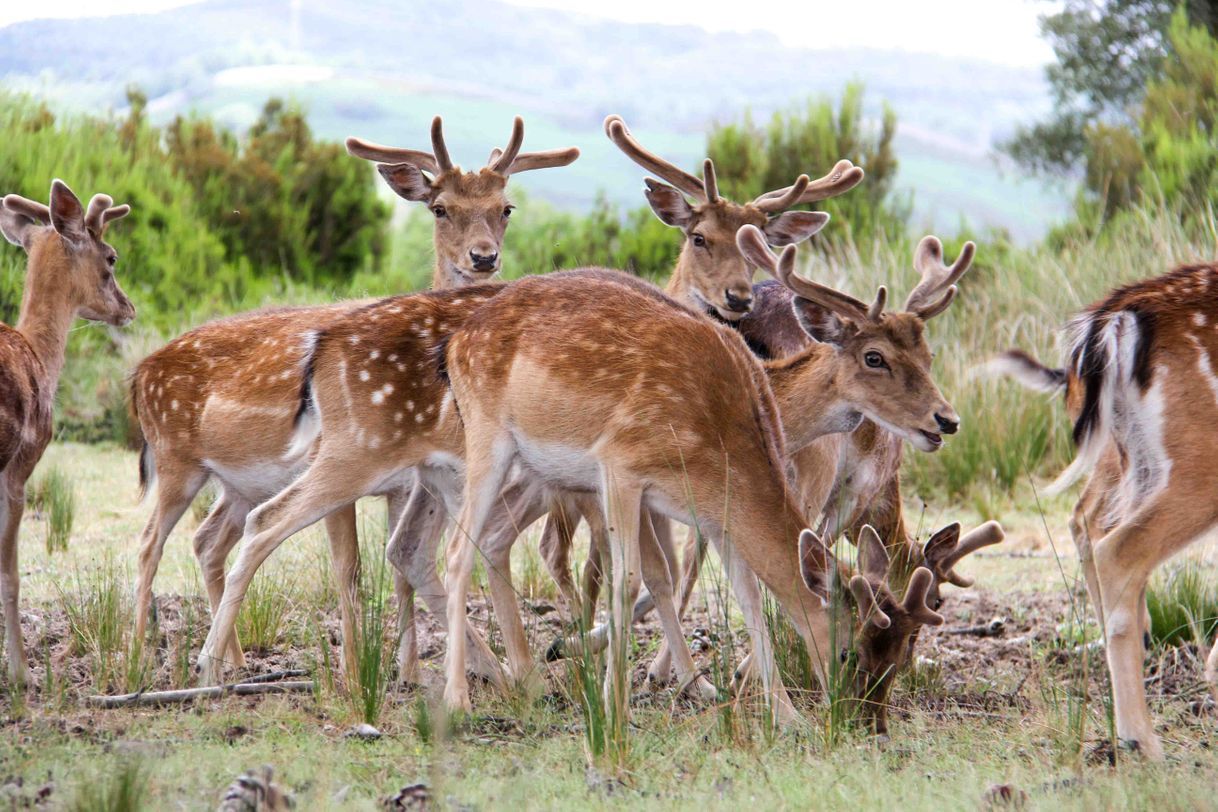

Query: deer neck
[
  {"left": 764, "top": 346, "right": 861, "bottom": 453},
  {"left": 663, "top": 251, "right": 703, "bottom": 314},
  {"left": 15, "top": 242, "right": 77, "bottom": 390}
]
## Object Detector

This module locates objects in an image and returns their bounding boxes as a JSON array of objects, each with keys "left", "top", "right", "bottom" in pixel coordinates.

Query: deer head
[
  {"left": 604, "top": 114, "right": 862, "bottom": 321},
  {"left": 347, "top": 116, "right": 579, "bottom": 287},
  {"left": 842, "top": 525, "right": 945, "bottom": 736},
  {"left": 1, "top": 180, "right": 134, "bottom": 326},
  {"left": 736, "top": 225, "right": 975, "bottom": 453}
]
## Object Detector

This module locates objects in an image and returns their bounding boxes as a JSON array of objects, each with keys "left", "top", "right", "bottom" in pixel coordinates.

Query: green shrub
[{"left": 1147, "top": 562, "right": 1218, "bottom": 648}]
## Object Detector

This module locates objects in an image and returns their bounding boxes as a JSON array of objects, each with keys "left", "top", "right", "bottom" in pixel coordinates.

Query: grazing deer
[
  {"left": 440, "top": 229, "right": 952, "bottom": 731},
  {"left": 988, "top": 266, "right": 1218, "bottom": 758},
  {"left": 131, "top": 116, "right": 577, "bottom": 683},
  {"left": 0, "top": 181, "right": 133, "bottom": 683},
  {"left": 548, "top": 119, "right": 1000, "bottom": 687},
  {"left": 535, "top": 114, "right": 861, "bottom": 633},
  {"left": 644, "top": 238, "right": 1003, "bottom": 681}
]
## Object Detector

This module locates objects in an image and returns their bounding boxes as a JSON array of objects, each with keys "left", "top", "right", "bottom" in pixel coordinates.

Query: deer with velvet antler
[
  {"left": 537, "top": 117, "right": 1003, "bottom": 694},
  {"left": 129, "top": 117, "right": 578, "bottom": 686}
]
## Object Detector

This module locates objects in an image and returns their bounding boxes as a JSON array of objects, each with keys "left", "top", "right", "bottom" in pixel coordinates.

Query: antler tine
[
  {"left": 489, "top": 116, "right": 525, "bottom": 175},
  {"left": 848, "top": 575, "right": 891, "bottom": 629},
  {"left": 753, "top": 174, "right": 810, "bottom": 213},
  {"left": 84, "top": 193, "right": 113, "bottom": 235},
  {"left": 702, "top": 159, "right": 719, "bottom": 203},
  {"left": 753, "top": 159, "right": 864, "bottom": 209},
  {"left": 1, "top": 194, "right": 52, "bottom": 224},
  {"left": 867, "top": 286, "right": 888, "bottom": 321},
  {"left": 604, "top": 114, "right": 706, "bottom": 200},
  {"left": 430, "top": 116, "right": 453, "bottom": 173},
  {"left": 501, "top": 147, "right": 581, "bottom": 176},
  {"left": 773, "top": 248, "right": 877, "bottom": 325},
  {"left": 938, "top": 520, "right": 1005, "bottom": 587},
  {"left": 902, "top": 568, "right": 945, "bottom": 626},
  {"left": 904, "top": 236, "right": 977, "bottom": 316},
  {"left": 103, "top": 204, "right": 131, "bottom": 225},
  {"left": 735, "top": 224, "right": 796, "bottom": 279},
  {"left": 345, "top": 136, "right": 440, "bottom": 176}
]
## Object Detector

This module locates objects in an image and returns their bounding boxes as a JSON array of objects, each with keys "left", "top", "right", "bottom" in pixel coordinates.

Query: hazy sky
[{"left": 0, "top": 0, "right": 1057, "bottom": 68}]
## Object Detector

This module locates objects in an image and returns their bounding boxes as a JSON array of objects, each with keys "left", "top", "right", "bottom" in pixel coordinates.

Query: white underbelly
[
  {"left": 512, "top": 432, "right": 600, "bottom": 492},
  {"left": 203, "top": 457, "right": 305, "bottom": 504}
]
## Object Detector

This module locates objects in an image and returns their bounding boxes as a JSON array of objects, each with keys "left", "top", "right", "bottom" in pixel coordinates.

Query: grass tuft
[
  {"left": 1147, "top": 562, "right": 1218, "bottom": 648},
  {"left": 27, "top": 465, "right": 76, "bottom": 554}
]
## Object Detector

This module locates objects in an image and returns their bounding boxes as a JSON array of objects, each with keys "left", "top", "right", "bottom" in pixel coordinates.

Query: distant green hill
[{"left": 0, "top": 0, "right": 1070, "bottom": 239}]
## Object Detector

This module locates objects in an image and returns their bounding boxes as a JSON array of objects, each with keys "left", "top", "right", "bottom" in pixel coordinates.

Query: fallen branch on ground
[
  {"left": 87, "top": 678, "right": 313, "bottom": 709},
  {"left": 943, "top": 617, "right": 1007, "bottom": 637}
]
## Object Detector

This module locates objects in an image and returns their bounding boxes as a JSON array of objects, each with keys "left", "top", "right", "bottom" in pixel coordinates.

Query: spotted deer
[
  {"left": 535, "top": 113, "right": 863, "bottom": 625},
  {"left": 130, "top": 116, "right": 577, "bottom": 684},
  {"left": 987, "top": 264, "right": 1218, "bottom": 758},
  {"left": 440, "top": 229, "right": 953, "bottom": 732},
  {"left": 0, "top": 181, "right": 133, "bottom": 683},
  {"left": 544, "top": 121, "right": 1001, "bottom": 688}
]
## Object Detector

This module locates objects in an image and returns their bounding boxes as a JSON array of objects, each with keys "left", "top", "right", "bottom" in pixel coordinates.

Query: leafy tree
[
  {"left": 166, "top": 99, "right": 389, "bottom": 287},
  {"left": 1005, "top": 0, "right": 1218, "bottom": 175}
]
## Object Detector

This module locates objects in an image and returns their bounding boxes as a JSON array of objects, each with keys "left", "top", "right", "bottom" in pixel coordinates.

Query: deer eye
[
  {"left": 691, "top": 233, "right": 706, "bottom": 248},
  {"left": 432, "top": 205, "right": 447, "bottom": 219},
  {"left": 502, "top": 206, "right": 514, "bottom": 219},
  {"left": 864, "top": 351, "right": 886, "bottom": 369},
  {"left": 839, "top": 648, "right": 850, "bottom": 663},
  {"left": 106, "top": 254, "right": 117, "bottom": 267}
]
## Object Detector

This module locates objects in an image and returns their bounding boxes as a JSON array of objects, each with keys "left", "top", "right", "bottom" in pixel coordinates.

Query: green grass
[
  {"left": 4, "top": 443, "right": 1218, "bottom": 809},
  {"left": 27, "top": 464, "right": 76, "bottom": 554},
  {"left": 1147, "top": 563, "right": 1218, "bottom": 648}
]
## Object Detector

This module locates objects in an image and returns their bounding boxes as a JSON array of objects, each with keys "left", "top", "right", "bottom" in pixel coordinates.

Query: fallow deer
[
  {"left": 546, "top": 120, "right": 1001, "bottom": 690},
  {"left": 131, "top": 116, "right": 577, "bottom": 684},
  {"left": 440, "top": 229, "right": 953, "bottom": 731},
  {"left": 988, "top": 267, "right": 1218, "bottom": 758},
  {"left": 0, "top": 181, "right": 133, "bottom": 683}
]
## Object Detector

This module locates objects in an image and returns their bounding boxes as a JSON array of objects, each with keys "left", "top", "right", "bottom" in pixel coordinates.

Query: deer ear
[
  {"left": 762, "top": 211, "right": 829, "bottom": 246},
  {"left": 377, "top": 163, "right": 433, "bottom": 202},
  {"left": 792, "top": 297, "right": 851, "bottom": 346},
  {"left": 921, "top": 522, "right": 962, "bottom": 573},
  {"left": 798, "top": 528, "right": 831, "bottom": 600},
  {"left": 1, "top": 205, "right": 40, "bottom": 251},
  {"left": 49, "top": 180, "right": 86, "bottom": 243},
  {"left": 856, "top": 525, "right": 890, "bottom": 583},
  {"left": 643, "top": 179, "right": 694, "bottom": 229}
]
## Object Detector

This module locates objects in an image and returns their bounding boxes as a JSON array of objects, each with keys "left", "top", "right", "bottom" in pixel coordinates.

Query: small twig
[{"left": 87, "top": 681, "right": 313, "bottom": 709}]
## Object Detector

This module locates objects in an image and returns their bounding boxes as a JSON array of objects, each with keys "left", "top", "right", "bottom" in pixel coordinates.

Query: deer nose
[
  {"left": 723, "top": 289, "right": 753, "bottom": 313},
  {"left": 469, "top": 250, "right": 498, "bottom": 271},
  {"left": 934, "top": 413, "right": 959, "bottom": 435}
]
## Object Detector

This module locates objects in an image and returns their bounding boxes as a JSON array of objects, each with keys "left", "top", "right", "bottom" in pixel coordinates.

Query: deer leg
[
  {"left": 647, "top": 520, "right": 703, "bottom": 684},
  {"left": 0, "top": 486, "right": 28, "bottom": 686},
  {"left": 196, "top": 457, "right": 381, "bottom": 686},
  {"left": 443, "top": 435, "right": 516, "bottom": 712},
  {"left": 476, "top": 481, "right": 547, "bottom": 688},
  {"left": 134, "top": 463, "right": 206, "bottom": 658},
  {"left": 580, "top": 493, "right": 609, "bottom": 628},
  {"left": 600, "top": 467, "right": 643, "bottom": 717},
  {"left": 1093, "top": 494, "right": 1218, "bottom": 760},
  {"left": 323, "top": 503, "right": 362, "bottom": 685},
  {"left": 639, "top": 512, "right": 715, "bottom": 701},
  {"left": 386, "top": 480, "right": 506, "bottom": 690},
  {"left": 384, "top": 486, "right": 419, "bottom": 685},
  {"left": 711, "top": 528, "right": 798, "bottom": 726},
  {"left": 538, "top": 500, "right": 582, "bottom": 624},
  {"left": 192, "top": 493, "right": 250, "bottom": 668}
]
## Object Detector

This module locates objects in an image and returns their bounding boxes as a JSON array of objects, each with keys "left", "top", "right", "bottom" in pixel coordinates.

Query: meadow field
[
  {"left": 6, "top": 4, "right": 1218, "bottom": 808},
  {"left": 2, "top": 443, "right": 1218, "bottom": 809}
]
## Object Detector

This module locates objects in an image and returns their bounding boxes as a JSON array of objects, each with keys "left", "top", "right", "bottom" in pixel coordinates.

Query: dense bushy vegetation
[{"left": 5, "top": 3, "right": 1218, "bottom": 505}]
